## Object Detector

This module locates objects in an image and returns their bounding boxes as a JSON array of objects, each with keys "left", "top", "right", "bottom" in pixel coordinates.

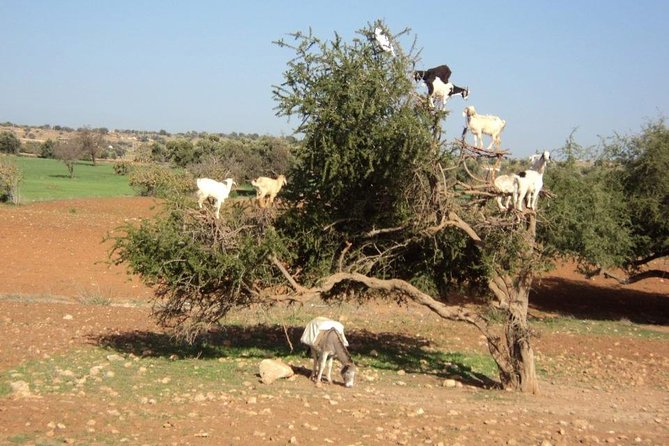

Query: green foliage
[
  {"left": 542, "top": 121, "right": 669, "bottom": 273},
  {"left": 273, "top": 23, "right": 448, "bottom": 282},
  {"left": 128, "top": 164, "right": 194, "bottom": 197},
  {"left": 541, "top": 159, "right": 632, "bottom": 270},
  {"left": 39, "top": 138, "right": 56, "bottom": 158},
  {"left": 0, "top": 155, "right": 22, "bottom": 203},
  {"left": 0, "top": 131, "right": 21, "bottom": 154},
  {"left": 165, "top": 138, "right": 197, "bottom": 167},
  {"left": 611, "top": 120, "right": 669, "bottom": 263},
  {"left": 110, "top": 197, "right": 290, "bottom": 340},
  {"left": 113, "top": 160, "right": 131, "bottom": 175}
]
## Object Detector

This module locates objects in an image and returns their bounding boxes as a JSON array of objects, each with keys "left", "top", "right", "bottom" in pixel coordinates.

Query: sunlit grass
[{"left": 12, "top": 156, "right": 134, "bottom": 202}]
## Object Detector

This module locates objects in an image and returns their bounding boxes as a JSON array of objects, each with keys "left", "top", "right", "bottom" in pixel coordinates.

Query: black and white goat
[{"left": 414, "top": 65, "right": 469, "bottom": 108}]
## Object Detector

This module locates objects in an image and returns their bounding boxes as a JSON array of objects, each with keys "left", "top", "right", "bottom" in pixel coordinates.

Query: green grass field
[{"left": 12, "top": 156, "right": 134, "bottom": 202}]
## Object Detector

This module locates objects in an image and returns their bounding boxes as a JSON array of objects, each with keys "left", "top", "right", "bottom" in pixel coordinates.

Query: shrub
[
  {"left": 113, "top": 161, "right": 132, "bottom": 176},
  {"left": 129, "top": 164, "right": 194, "bottom": 197},
  {"left": 39, "top": 139, "right": 56, "bottom": 158},
  {"left": 0, "top": 131, "right": 21, "bottom": 154},
  {"left": 0, "top": 156, "right": 22, "bottom": 203}
]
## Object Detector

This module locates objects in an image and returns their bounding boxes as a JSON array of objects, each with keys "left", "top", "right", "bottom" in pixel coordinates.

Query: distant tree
[
  {"left": 166, "top": 139, "right": 198, "bottom": 167},
  {"left": 75, "top": 126, "right": 106, "bottom": 165},
  {"left": 542, "top": 121, "right": 669, "bottom": 284},
  {"left": 53, "top": 140, "right": 83, "bottom": 178},
  {"left": 0, "top": 131, "right": 21, "bottom": 154},
  {"left": 40, "top": 139, "right": 56, "bottom": 158}
]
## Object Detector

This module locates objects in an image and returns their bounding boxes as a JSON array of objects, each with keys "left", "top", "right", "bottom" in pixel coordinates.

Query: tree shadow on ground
[
  {"left": 530, "top": 277, "right": 669, "bottom": 325},
  {"left": 92, "top": 323, "right": 498, "bottom": 389}
]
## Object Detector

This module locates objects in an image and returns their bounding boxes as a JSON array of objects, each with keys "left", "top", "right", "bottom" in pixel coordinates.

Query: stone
[
  {"left": 259, "top": 359, "right": 294, "bottom": 384},
  {"left": 10, "top": 381, "right": 32, "bottom": 398}
]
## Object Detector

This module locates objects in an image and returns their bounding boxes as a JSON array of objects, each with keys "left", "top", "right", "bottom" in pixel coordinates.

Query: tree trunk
[{"left": 485, "top": 213, "right": 540, "bottom": 393}]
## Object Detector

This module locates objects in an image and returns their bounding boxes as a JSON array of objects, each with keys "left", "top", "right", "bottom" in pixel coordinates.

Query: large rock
[{"left": 258, "top": 359, "right": 294, "bottom": 384}]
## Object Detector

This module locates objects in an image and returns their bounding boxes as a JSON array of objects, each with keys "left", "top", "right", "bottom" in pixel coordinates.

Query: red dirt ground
[{"left": 1, "top": 198, "right": 667, "bottom": 445}]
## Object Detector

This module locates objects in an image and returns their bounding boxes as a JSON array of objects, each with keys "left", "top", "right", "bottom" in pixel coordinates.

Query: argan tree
[
  {"left": 53, "top": 140, "right": 83, "bottom": 178},
  {"left": 75, "top": 126, "right": 106, "bottom": 166},
  {"left": 112, "top": 23, "right": 544, "bottom": 392}
]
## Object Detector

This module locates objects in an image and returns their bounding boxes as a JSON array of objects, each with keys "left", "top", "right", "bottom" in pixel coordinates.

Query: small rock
[
  {"left": 289, "top": 436, "right": 298, "bottom": 444},
  {"left": 9, "top": 381, "right": 32, "bottom": 398},
  {"left": 397, "top": 370, "right": 406, "bottom": 376},
  {"left": 63, "top": 314, "right": 73, "bottom": 320},
  {"left": 106, "top": 354, "right": 124, "bottom": 362},
  {"left": 443, "top": 379, "right": 457, "bottom": 388}
]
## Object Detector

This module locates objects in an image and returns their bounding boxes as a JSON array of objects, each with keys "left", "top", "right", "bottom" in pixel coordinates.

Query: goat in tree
[
  {"left": 414, "top": 64, "right": 469, "bottom": 108},
  {"left": 513, "top": 151, "right": 550, "bottom": 211},
  {"left": 462, "top": 106, "right": 506, "bottom": 150}
]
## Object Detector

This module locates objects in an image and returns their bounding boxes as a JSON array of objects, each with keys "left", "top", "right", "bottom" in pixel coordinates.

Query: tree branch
[
  {"left": 603, "top": 269, "right": 668, "bottom": 285},
  {"left": 266, "top": 258, "right": 490, "bottom": 333}
]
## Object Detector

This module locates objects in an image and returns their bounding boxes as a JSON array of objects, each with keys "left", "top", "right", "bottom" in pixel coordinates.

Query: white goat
[
  {"left": 196, "top": 177, "right": 236, "bottom": 219},
  {"left": 513, "top": 151, "right": 550, "bottom": 211},
  {"left": 462, "top": 106, "right": 506, "bottom": 150},
  {"left": 374, "top": 27, "right": 395, "bottom": 56},
  {"left": 493, "top": 174, "right": 519, "bottom": 211},
  {"left": 251, "top": 175, "right": 287, "bottom": 208}
]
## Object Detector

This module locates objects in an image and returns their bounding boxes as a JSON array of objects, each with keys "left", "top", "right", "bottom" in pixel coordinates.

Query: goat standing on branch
[
  {"left": 251, "top": 174, "right": 287, "bottom": 208},
  {"left": 196, "top": 177, "right": 236, "bottom": 219},
  {"left": 493, "top": 152, "right": 550, "bottom": 211},
  {"left": 301, "top": 317, "right": 356, "bottom": 388},
  {"left": 513, "top": 151, "right": 550, "bottom": 211},
  {"left": 414, "top": 64, "right": 469, "bottom": 109},
  {"left": 462, "top": 106, "right": 506, "bottom": 150}
]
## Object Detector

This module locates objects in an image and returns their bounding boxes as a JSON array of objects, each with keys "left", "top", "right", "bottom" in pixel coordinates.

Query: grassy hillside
[{"left": 13, "top": 156, "right": 134, "bottom": 203}]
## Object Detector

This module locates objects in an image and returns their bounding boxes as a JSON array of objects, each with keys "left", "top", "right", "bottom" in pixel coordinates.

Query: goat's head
[
  {"left": 463, "top": 105, "right": 476, "bottom": 118},
  {"left": 461, "top": 87, "right": 470, "bottom": 100},
  {"left": 278, "top": 175, "right": 287, "bottom": 186},
  {"left": 542, "top": 151, "right": 551, "bottom": 162},
  {"left": 413, "top": 70, "right": 426, "bottom": 82},
  {"left": 341, "top": 364, "right": 356, "bottom": 388}
]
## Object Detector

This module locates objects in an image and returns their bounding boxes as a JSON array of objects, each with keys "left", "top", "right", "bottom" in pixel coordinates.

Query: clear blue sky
[{"left": 1, "top": 0, "right": 667, "bottom": 158}]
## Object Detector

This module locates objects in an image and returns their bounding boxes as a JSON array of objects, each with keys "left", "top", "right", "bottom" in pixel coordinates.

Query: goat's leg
[
  {"left": 197, "top": 192, "right": 206, "bottom": 209},
  {"left": 496, "top": 196, "right": 506, "bottom": 211},
  {"left": 215, "top": 200, "right": 221, "bottom": 219},
  {"left": 531, "top": 190, "right": 540, "bottom": 210},
  {"left": 475, "top": 132, "right": 483, "bottom": 149}
]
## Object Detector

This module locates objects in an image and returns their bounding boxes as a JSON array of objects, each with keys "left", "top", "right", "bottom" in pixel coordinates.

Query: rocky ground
[{"left": 0, "top": 198, "right": 667, "bottom": 445}]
